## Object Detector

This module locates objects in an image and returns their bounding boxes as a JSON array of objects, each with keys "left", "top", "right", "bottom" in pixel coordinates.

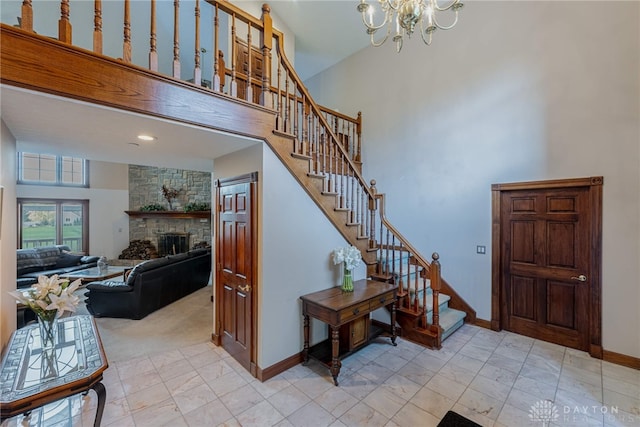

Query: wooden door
[
  {"left": 215, "top": 173, "right": 257, "bottom": 373},
  {"left": 492, "top": 177, "right": 602, "bottom": 356},
  {"left": 234, "top": 38, "right": 263, "bottom": 104}
]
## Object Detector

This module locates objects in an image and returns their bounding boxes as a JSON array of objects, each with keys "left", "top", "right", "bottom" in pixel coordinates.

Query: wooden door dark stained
[
  {"left": 216, "top": 173, "right": 257, "bottom": 372},
  {"left": 492, "top": 177, "right": 603, "bottom": 356}
]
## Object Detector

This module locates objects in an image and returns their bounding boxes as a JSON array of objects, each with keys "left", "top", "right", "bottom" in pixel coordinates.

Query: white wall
[
  {"left": 213, "top": 143, "right": 365, "bottom": 368},
  {"left": 0, "top": 120, "right": 18, "bottom": 347},
  {"left": 16, "top": 160, "right": 130, "bottom": 259},
  {"left": 305, "top": 1, "right": 640, "bottom": 358}
]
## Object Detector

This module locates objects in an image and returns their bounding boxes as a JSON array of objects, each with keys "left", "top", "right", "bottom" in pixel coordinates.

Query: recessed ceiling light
[
  {"left": 128, "top": 142, "right": 140, "bottom": 147},
  {"left": 137, "top": 134, "right": 157, "bottom": 141}
]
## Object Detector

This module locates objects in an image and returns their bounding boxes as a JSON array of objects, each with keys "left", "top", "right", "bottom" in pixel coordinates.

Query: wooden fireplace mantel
[{"left": 125, "top": 210, "right": 211, "bottom": 219}]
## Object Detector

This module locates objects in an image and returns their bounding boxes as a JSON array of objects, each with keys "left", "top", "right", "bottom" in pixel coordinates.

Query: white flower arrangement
[
  {"left": 10, "top": 275, "right": 82, "bottom": 322},
  {"left": 332, "top": 245, "right": 362, "bottom": 271}
]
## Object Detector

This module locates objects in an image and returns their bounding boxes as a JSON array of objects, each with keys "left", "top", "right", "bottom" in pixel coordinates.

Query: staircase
[{"left": 1, "top": 0, "right": 475, "bottom": 349}]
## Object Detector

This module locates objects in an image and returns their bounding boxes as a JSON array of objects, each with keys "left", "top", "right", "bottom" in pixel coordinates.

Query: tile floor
[{"left": 3, "top": 324, "right": 639, "bottom": 427}]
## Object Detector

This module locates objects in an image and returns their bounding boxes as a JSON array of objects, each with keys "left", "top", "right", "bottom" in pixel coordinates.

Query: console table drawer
[
  {"left": 369, "top": 292, "right": 394, "bottom": 311},
  {"left": 339, "top": 301, "right": 370, "bottom": 323}
]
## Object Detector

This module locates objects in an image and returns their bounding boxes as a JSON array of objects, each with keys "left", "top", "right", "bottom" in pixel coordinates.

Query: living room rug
[
  {"left": 437, "top": 411, "right": 483, "bottom": 427},
  {"left": 76, "top": 285, "right": 213, "bottom": 363}
]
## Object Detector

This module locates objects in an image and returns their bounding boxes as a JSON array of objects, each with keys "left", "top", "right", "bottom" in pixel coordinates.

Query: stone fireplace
[{"left": 125, "top": 165, "right": 212, "bottom": 257}]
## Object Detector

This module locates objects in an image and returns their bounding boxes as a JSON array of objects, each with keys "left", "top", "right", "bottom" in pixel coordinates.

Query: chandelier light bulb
[{"left": 357, "top": 0, "right": 463, "bottom": 52}]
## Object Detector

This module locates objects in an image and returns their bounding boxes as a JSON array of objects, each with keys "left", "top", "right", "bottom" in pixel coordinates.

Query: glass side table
[{"left": 0, "top": 315, "right": 108, "bottom": 427}]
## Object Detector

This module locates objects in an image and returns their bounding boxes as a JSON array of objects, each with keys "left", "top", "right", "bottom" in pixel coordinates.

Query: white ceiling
[{"left": 0, "top": 1, "right": 371, "bottom": 171}]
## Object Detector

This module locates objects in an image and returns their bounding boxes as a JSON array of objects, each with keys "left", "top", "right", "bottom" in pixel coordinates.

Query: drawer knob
[
  {"left": 379, "top": 297, "right": 386, "bottom": 304},
  {"left": 353, "top": 308, "right": 359, "bottom": 315}
]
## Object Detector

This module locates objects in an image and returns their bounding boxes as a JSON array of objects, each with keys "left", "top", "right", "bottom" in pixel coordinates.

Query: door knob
[
  {"left": 571, "top": 275, "right": 587, "bottom": 282},
  {"left": 238, "top": 284, "right": 251, "bottom": 292}
]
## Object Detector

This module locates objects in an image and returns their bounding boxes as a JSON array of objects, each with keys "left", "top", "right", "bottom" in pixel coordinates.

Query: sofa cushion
[
  {"left": 17, "top": 248, "right": 43, "bottom": 272},
  {"left": 125, "top": 258, "right": 172, "bottom": 285},
  {"left": 87, "top": 280, "right": 133, "bottom": 293},
  {"left": 54, "top": 253, "right": 84, "bottom": 268},
  {"left": 17, "top": 277, "right": 38, "bottom": 289},
  {"left": 34, "top": 246, "right": 63, "bottom": 267}
]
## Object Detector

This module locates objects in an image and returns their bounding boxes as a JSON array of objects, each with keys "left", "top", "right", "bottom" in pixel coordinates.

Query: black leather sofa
[
  {"left": 17, "top": 245, "right": 100, "bottom": 289},
  {"left": 84, "top": 248, "right": 212, "bottom": 319}
]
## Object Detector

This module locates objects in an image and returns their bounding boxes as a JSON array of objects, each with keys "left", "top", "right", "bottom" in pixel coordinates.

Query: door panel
[
  {"left": 502, "top": 187, "right": 590, "bottom": 350},
  {"left": 216, "top": 175, "right": 256, "bottom": 372}
]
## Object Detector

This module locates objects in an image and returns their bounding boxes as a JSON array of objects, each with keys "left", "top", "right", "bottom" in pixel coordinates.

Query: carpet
[
  {"left": 76, "top": 285, "right": 213, "bottom": 363},
  {"left": 437, "top": 411, "right": 483, "bottom": 427}
]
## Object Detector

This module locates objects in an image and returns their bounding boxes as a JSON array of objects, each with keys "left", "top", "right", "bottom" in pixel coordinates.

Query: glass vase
[
  {"left": 37, "top": 314, "right": 58, "bottom": 351},
  {"left": 341, "top": 267, "right": 354, "bottom": 292}
]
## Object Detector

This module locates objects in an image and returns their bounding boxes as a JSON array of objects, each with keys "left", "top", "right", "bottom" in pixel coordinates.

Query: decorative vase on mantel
[{"left": 341, "top": 266, "right": 354, "bottom": 292}]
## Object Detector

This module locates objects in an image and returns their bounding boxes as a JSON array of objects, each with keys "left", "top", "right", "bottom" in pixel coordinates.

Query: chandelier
[{"left": 357, "top": 0, "right": 463, "bottom": 52}]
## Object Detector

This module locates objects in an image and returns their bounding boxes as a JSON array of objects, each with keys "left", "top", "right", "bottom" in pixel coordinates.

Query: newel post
[
  {"left": 260, "top": 3, "right": 273, "bottom": 107},
  {"left": 356, "top": 112, "right": 362, "bottom": 162},
  {"left": 430, "top": 252, "right": 442, "bottom": 347}
]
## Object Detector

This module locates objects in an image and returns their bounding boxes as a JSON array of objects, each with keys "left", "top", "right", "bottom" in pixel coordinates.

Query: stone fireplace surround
[{"left": 126, "top": 165, "right": 211, "bottom": 258}]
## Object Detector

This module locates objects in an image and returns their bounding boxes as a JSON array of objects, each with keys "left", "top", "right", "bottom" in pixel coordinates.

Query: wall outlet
[{"left": 476, "top": 245, "right": 486, "bottom": 254}]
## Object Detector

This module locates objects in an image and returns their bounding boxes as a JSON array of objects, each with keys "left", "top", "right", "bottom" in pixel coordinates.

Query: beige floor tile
[
  {"left": 130, "top": 398, "right": 182, "bottom": 427},
  {"left": 362, "top": 386, "right": 407, "bottom": 419},
  {"left": 219, "top": 383, "right": 265, "bottom": 416},
  {"left": 287, "top": 401, "right": 336, "bottom": 427},
  {"left": 126, "top": 381, "right": 172, "bottom": 412},
  {"left": 409, "top": 386, "right": 455, "bottom": 419},
  {"left": 182, "top": 398, "right": 233, "bottom": 427},
  {"left": 451, "top": 402, "right": 497, "bottom": 426},
  {"left": 390, "top": 402, "right": 441, "bottom": 427},
  {"left": 235, "top": 400, "right": 284, "bottom": 427},
  {"left": 396, "top": 361, "right": 436, "bottom": 386},
  {"left": 425, "top": 373, "right": 467, "bottom": 401},
  {"left": 172, "top": 382, "right": 217, "bottom": 414},
  {"left": 250, "top": 373, "right": 291, "bottom": 398},
  {"left": 457, "top": 388, "right": 505, "bottom": 420},
  {"left": 469, "top": 373, "right": 513, "bottom": 402},
  {"left": 208, "top": 370, "right": 249, "bottom": 397},
  {"left": 268, "top": 384, "right": 312, "bottom": 417},
  {"left": 512, "top": 375, "right": 557, "bottom": 402},
  {"left": 313, "top": 385, "right": 359, "bottom": 417},
  {"left": 438, "top": 361, "right": 477, "bottom": 386},
  {"left": 339, "top": 402, "right": 389, "bottom": 427}
]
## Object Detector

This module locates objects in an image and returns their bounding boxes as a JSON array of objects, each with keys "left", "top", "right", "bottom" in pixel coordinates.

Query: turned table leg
[
  {"left": 302, "top": 314, "right": 310, "bottom": 365},
  {"left": 330, "top": 325, "right": 341, "bottom": 386},
  {"left": 390, "top": 299, "right": 397, "bottom": 346}
]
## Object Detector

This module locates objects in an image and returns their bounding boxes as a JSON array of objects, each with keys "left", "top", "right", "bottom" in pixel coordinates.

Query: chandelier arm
[
  {"left": 370, "top": 24, "right": 392, "bottom": 47},
  {"left": 433, "top": 0, "right": 462, "bottom": 12},
  {"left": 432, "top": 12, "right": 459, "bottom": 30},
  {"left": 361, "top": 12, "right": 392, "bottom": 31},
  {"left": 419, "top": 21, "right": 433, "bottom": 45}
]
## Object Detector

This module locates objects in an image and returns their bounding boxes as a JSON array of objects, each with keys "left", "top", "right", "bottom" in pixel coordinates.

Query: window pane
[
  {"left": 21, "top": 203, "right": 57, "bottom": 248},
  {"left": 38, "top": 155, "right": 57, "bottom": 182},
  {"left": 62, "top": 157, "right": 84, "bottom": 185},
  {"left": 62, "top": 204, "right": 83, "bottom": 252}
]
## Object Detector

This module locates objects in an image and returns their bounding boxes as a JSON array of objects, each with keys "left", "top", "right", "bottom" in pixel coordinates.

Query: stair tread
[{"left": 437, "top": 307, "right": 467, "bottom": 331}]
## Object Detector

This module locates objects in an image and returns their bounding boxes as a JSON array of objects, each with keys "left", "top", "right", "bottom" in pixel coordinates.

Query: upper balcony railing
[{"left": 3, "top": 0, "right": 362, "bottom": 165}]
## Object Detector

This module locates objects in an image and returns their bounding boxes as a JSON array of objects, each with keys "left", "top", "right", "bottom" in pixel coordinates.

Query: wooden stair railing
[{"left": 3, "top": 0, "right": 475, "bottom": 346}]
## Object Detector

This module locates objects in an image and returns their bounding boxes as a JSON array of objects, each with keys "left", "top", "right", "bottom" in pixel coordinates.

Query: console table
[
  {"left": 0, "top": 315, "right": 108, "bottom": 426},
  {"left": 300, "top": 279, "right": 397, "bottom": 385}
]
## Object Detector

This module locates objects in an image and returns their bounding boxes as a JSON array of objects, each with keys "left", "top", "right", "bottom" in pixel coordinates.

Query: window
[
  {"left": 18, "top": 152, "right": 88, "bottom": 186},
  {"left": 18, "top": 199, "right": 89, "bottom": 252}
]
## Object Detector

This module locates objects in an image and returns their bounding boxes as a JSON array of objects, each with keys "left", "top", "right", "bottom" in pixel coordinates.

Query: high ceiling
[{"left": 1, "top": 1, "right": 371, "bottom": 171}]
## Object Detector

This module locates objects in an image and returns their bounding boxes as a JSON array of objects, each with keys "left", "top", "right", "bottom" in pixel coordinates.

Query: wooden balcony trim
[{"left": 0, "top": 25, "right": 275, "bottom": 142}]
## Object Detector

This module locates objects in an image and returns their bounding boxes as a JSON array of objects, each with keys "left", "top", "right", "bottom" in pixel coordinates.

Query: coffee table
[
  {"left": 60, "top": 266, "right": 128, "bottom": 284},
  {"left": 0, "top": 315, "right": 108, "bottom": 426}
]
